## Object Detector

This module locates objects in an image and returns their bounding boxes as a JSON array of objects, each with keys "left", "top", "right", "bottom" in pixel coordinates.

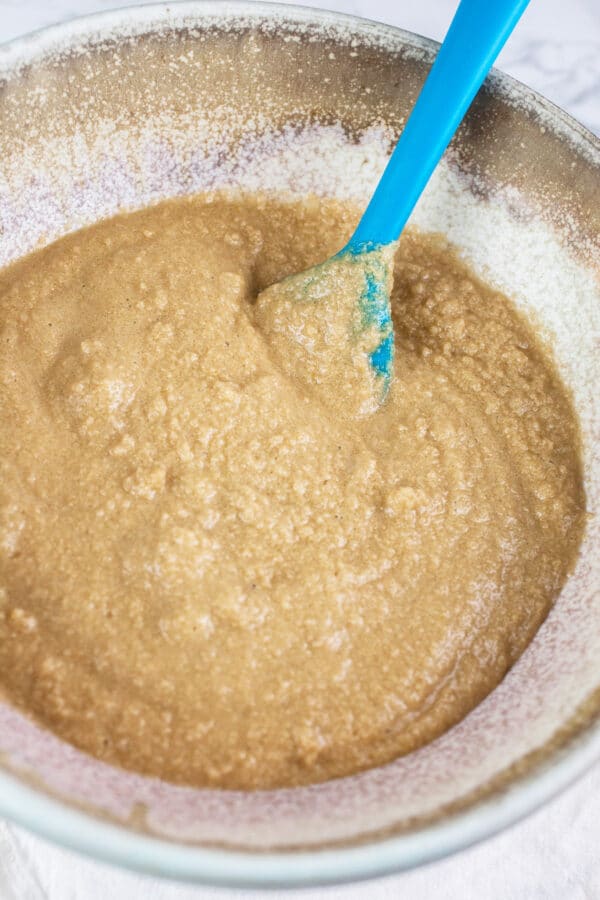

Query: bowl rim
[{"left": 0, "top": 0, "right": 599, "bottom": 888}]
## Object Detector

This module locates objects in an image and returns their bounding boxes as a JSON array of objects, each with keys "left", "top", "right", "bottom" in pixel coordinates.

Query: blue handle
[{"left": 347, "top": 0, "right": 531, "bottom": 251}]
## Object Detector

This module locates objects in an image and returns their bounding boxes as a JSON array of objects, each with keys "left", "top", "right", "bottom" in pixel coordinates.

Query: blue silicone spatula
[{"left": 256, "top": 0, "right": 531, "bottom": 412}]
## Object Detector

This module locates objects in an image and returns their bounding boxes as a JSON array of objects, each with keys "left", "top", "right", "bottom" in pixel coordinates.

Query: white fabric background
[{"left": 0, "top": 1, "right": 599, "bottom": 897}]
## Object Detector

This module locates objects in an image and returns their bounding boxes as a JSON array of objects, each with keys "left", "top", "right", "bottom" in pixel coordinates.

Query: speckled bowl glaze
[{"left": 0, "top": 1, "right": 598, "bottom": 888}]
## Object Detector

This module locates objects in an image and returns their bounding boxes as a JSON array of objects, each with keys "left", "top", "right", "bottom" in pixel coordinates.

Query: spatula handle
[{"left": 347, "top": 0, "right": 531, "bottom": 251}]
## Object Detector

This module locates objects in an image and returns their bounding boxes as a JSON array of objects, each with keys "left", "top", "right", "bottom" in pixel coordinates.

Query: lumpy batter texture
[{"left": 0, "top": 194, "right": 585, "bottom": 789}]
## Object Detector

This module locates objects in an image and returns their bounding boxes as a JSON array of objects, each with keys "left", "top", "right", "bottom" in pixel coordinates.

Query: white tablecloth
[{"left": 0, "top": 0, "right": 598, "bottom": 896}]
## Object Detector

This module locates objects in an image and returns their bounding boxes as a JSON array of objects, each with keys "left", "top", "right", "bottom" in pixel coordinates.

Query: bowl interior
[{"left": 0, "top": 0, "right": 599, "bottom": 880}]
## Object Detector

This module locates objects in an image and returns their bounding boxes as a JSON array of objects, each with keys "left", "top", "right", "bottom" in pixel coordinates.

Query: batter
[{"left": 0, "top": 194, "right": 585, "bottom": 789}]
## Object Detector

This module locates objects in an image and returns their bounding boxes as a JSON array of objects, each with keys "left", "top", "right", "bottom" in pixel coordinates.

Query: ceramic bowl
[{"left": 0, "top": 1, "right": 598, "bottom": 888}]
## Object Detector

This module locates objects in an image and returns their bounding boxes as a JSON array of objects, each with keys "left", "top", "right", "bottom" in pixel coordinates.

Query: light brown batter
[{"left": 0, "top": 193, "right": 585, "bottom": 789}]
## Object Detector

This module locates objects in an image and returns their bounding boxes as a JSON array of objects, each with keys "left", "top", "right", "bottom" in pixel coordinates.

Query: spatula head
[{"left": 254, "top": 245, "right": 395, "bottom": 417}]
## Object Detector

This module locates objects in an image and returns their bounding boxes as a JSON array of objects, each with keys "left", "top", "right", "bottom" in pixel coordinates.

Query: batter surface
[{"left": 0, "top": 194, "right": 585, "bottom": 789}]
